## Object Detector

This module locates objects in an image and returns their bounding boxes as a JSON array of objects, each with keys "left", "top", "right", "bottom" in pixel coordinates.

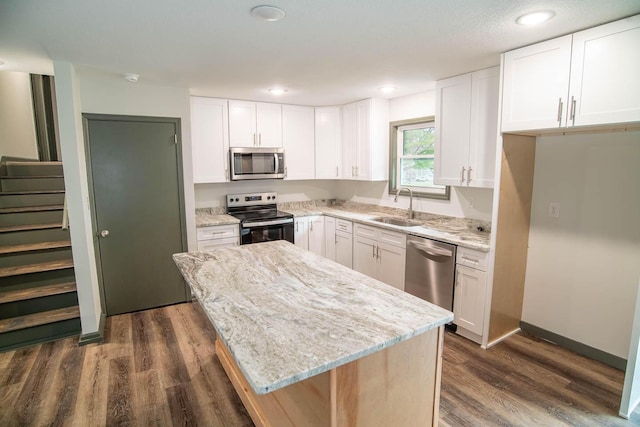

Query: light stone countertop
[
  {"left": 173, "top": 240, "right": 453, "bottom": 395},
  {"left": 281, "top": 202, "right": 491, "bottom": 252},
  {"left": 194, "top": 200, "right": 491, "bottom": 251}
]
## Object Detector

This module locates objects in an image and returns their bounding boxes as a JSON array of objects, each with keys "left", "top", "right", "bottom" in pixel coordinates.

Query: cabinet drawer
[
  {"left": 456, "top": 247, "right": 488, "bottom": 271},
  {"left": 378, "top": 229, "right": 406, "bottom": 248},
  {"left": 197, "top": 237, "right": 238, "bottom": 251},
  {"left": 197, "top": 224, "right": 239, "bottom": 241},
  {"left": 354, "top": 223, "right": 377, "bottom": 240},
  {"left": 335, "top": 218, "right": 353, "bottom": 233}
]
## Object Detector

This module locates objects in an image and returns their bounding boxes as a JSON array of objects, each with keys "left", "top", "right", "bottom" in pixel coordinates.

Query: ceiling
[{"left": 1, "top": 0, "right": 639, "bottom": 106}]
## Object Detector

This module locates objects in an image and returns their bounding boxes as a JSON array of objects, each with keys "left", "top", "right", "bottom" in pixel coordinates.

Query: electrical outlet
[{"left": 548, "top": 202, "right": 560, "bottom": 218}]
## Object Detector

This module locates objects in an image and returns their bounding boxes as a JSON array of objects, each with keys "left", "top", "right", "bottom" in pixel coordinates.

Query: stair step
[
  {"left": 0, "top": 305, "right": 79, "bottom": 333},
  {"left": 0, "top": 259, "right": 74, "bottom": 278},
  {"left": 0, "top": 223, "right": 63, "bottom": 234},
  {"left": 0, "top": 204, "right": 64, "bottom": 214},
  {"left": 2, "top": 161, "right": 63, "bottom": 177},
  {"left": 0, "top": 240, "right": 72, "bottom": 255},
  {"left": 0, "top": 282, "right": 76, "bottom": 304},
  {"left": 1, "top": 176, "right": 65, "bottom": 192},
  {"left": 0, "top": 190, "right": 65, "bottom": 195},
  {"left": 0, "top": 209, "right": 64, "bottom": 227}
]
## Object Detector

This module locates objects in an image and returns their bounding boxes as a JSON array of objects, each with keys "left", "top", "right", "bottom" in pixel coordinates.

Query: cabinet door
[
  {"left": 308, "top": 216, "right": 325, "bottom": 257},
  {"left": 282, "top": 105, "right": 315, "bottom": 180},
  {"left": 335, "top": 231, "right": 353, "bottom": 269},
  {"left": 342, "top": 103, "right": 358, "bottom": 180},
  {"left": 355, "top": 99, "right": 371, "bottom": 180},
  {"left": 353, "top": 235, "right": 377, "bottom": 279},
  {"left": 294, "top": 218, "right": 308, "bottom": 250},
  {"left": 256, "top": 102, "right": 282, "bottom": 147},
  {"left": 501, "top": 35, "right": 572, "bottom": 132},
  {"left": 569, "top": 15, "right": 640, "bottom": 127},
  {"left": 315, "top": 106, "right": 342, "bottom": 179},
  {"left": 377, "top": 242, "right": 406, "bottom": 291},
  {"left": 434, "top": 73, "right": 472, "bottom": 186},
  {"left": 324, "top": 216, "right": 336, "bottom": 261},
  {"left": 468, "top": 67, "right": 499, "bottom": 188},
  {"left": 454, "top": 264, "right": 487, "bottom": 336},
  {"left": 228, "top": 100, "right": 257, "bottom": 147},
  {"left": 190, "top": 97, "right": 229, "bottom": 183}
]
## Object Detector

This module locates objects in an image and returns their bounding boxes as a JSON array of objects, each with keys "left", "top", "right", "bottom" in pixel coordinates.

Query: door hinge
[{"left": 173, "top": 134, "right": 178, "bottom": 145}]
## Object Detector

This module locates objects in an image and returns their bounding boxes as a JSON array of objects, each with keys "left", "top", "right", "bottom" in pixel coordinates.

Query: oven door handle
[{"left": 242, "top": 218, "right": 293, "bottom": 228}]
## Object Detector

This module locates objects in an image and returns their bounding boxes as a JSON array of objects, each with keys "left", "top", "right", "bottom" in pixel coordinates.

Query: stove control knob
[
  {"left": 267, "top": 196, "right": 271, "bottom": 200},
  {"left": 272, "top": 195, "right": 276, "bottom": 200},
  {"left": 235, "top": 198, "right": 239, "bottom": 202}
]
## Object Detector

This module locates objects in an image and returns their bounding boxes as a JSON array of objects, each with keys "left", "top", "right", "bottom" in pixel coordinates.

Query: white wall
[
  {"left": 53, "top": 61, "right": 102, "bottom": 335},
  {"left": 195, "top": 180, "right": 336, "bottom": 208},
  {"left": 78, "top": 68, "right": 196, "bottom": 251},
  {"left": 0, "top": 71, "right": 38, "bottom": 159},
  {"left": 522, "top": 131, "right": 640, "bottom": 359},
  {"left": 621, "top": 277, "right": 640, "bottom": 418}
]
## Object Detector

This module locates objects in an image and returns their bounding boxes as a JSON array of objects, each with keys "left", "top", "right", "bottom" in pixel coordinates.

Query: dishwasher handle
[{"left": 407, "top": 240, "right": 454, "bottom": 258}]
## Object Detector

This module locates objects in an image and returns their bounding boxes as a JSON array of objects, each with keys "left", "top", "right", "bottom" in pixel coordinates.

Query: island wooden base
[{"left": 215, "top": 326, "right": 444, "bottom": 427}]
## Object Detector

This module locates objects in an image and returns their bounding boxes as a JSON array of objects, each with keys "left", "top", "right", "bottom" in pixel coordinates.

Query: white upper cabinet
[
  {"left": 502, "top": 15, "right": 640, "bottom": 132},
  {"left": 435, "top": 66, "right": 499, "bottom": 188},
  {"left": 315, "top": 106, "right": 342, "bottom": 179},
  {"left": 501, "top": 36, "right": 572, "bottom": 132},
  {"left": 228, "top": 100, "right": 282, "bottom": 147},
  {"left": 569, "top": 15, "right": 640, "bottom": 127},
  {"left": 282, "top": 105, "right": 315, "bottom": 180},
  {"left": 190, "top": 96, "right": 229, "bottom": 183},
  {"left": 342, "top": 98, "right": 389, "bottom": 181}
]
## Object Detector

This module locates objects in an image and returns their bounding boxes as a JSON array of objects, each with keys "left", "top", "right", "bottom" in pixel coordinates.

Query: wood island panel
[{"left": 217, "top": 327, "right": 443, "bottom": 427}]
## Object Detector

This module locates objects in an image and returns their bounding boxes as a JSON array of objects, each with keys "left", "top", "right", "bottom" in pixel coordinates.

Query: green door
[{"left": 85, "top": 115, "right": 188, "bottom": 315}]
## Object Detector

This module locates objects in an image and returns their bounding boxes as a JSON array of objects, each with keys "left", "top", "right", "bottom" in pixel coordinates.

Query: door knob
[{"left": 99, "top": 230, "right": 110, "bottom": 238}]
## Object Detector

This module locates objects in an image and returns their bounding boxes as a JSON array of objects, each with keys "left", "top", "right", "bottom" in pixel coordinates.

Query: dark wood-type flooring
[{"left": 1, "top": 301, "right": 639, "bottom": 426}]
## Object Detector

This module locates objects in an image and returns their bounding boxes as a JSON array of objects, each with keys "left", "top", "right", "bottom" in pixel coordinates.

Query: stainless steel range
[{"left": 226, "top": 192, "right": 294, "bottom": 245}]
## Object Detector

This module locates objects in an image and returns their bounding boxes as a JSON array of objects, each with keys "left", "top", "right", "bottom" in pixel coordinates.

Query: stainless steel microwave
[{"left": 229, "top": 147, "right": 285, "bottom": 180}]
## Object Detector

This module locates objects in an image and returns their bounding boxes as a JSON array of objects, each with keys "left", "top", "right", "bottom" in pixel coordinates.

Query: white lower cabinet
[
  {"left": 453, "top": 247, "right": 488, "bottom": 340},
  {"left": 353, "top": 223, "right": 406, "bottom": 290},
  {"left": 196, "top": 224, "right": 239, "bottom": 251},
  {"left": 324, "top": 217, "right": 353, "bottom": 268},
  {"left": 294, "top": 216, "right": 325, "bottom": 257}
]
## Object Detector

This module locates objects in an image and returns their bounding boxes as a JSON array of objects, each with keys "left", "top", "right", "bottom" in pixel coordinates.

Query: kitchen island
[{"left": 173, "top": 240, "right": 453, "bottom": 427}]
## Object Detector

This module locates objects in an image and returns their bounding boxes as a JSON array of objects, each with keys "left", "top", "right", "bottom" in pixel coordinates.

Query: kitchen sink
[{"left": 370, "top": 216, "right": 423, "bottom": 227}]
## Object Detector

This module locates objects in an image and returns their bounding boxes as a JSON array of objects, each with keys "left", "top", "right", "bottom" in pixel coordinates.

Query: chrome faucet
[{"left": 394, "top": 187, "right": 414, "bottom": 219}]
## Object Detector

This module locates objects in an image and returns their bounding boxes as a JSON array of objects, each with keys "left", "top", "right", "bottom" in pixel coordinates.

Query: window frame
[{"left": 388, "top": 116, "right": 450, "bottom": 200}]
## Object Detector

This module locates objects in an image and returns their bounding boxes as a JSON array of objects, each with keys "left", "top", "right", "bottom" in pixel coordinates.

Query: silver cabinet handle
[
  {"left": 570, "top": 96, "right": 576, "bottom": 126},
  {"left": 310, "top": 221, "right": 313, "bottom": 232},
  {"left": 296, "top": 221, "right": 299, "bottom": 232},
  {"left": 467, "top": 167, "right": 472, "bottom": 185},
  {"left": 376, "top": 246, "right": 380, "bottom": 260},
  {"left": 355, "top": 166, "right": 358, "bottom": 177},
  {"left": 336, "top": 166, "right": 339, "bottom": 177},
  {"left": 352, "top": 166, "right": 355, "bottom": 177},
  {"left": 253, "top": 133, "right": 257, "bottom": 146},
  {"left": 557, "top": 97, "right": 563, "bottom": 126},
  {"left": 372, "top": 244, "right": 376, "bottom": 258},
  {"left": 461, "top": 166, "right": 466, "bottom": 184},
  {"left": 259, "top": 133, "right": 262, "bottom": 146},
  {"left": 99, "top": 230, "right": 110, "bottom": 238}
]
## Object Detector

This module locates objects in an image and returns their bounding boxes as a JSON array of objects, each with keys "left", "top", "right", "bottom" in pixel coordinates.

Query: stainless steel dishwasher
[{"left": 405, "top": 235, "right": 456, "bottom": 312}]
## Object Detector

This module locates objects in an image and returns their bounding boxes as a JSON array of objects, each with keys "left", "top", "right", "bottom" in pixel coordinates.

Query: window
[{"left": 389, "top": 117, "right": 449, "bottom": 199}]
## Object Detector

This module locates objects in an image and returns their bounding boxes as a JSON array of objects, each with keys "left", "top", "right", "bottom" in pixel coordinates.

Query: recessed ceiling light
[
  {"left": 251, "top": 5, "right": 286, "bottom": 22},
  {"left": 516, "top": 10, "right": 555, "bottom": 26},
  {"left": 268, "top": 88, "right": 287, "bottom": 95},
  {"left": 379, "top": 86, "right": 396, "bottom": 94},
  {"left": 123, "top": 73, "right": 139, "bottom": 82}
]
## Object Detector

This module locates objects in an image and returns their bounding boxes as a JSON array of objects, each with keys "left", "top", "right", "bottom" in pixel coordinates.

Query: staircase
[{"left": 0, "top": 160, "right": 81, "bottom": 351}]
